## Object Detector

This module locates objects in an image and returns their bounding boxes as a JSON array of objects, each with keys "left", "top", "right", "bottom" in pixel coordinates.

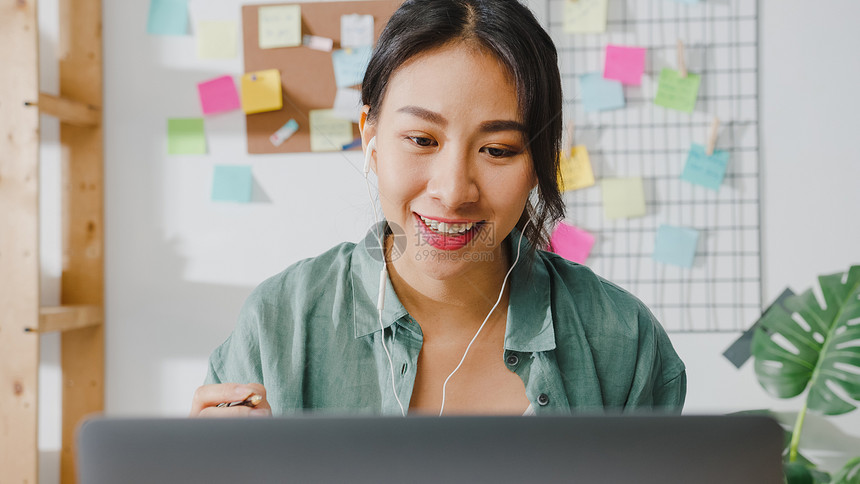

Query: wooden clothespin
[
  {"left": 706, "top": 116, "right": 720, "bottom": 156},
  {"left": 677, "top": 39, "right": 688, "bottom": 78}
]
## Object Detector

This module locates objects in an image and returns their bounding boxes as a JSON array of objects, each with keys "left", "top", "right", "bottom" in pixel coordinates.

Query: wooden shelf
[
  {"left": 30, "top": 92, "right": 101, "bottom": 127},
  {"left": 28, "top": 305, "right": 104, "bottom": 333}
]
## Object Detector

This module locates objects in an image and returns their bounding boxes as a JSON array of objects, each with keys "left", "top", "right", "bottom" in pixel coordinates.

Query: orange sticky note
[
  {"left": 558, "top": 145, "right": 595, "bottom": 192},
  {"left": 240, "top": 69, "right": 283, "bottom": 114}
]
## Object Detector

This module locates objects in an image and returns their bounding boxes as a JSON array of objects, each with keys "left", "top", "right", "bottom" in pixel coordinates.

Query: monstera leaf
[
  {"left": 831, "top": 456, "right": 860, "bottom": 484},
  {"left": 752, "top": 265, "right": 860, "bottom": 416}
]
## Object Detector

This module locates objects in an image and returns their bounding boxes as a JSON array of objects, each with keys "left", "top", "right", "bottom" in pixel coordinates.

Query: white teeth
[{"left": 419, "top": 215, "right": 478, "bottom": 235}]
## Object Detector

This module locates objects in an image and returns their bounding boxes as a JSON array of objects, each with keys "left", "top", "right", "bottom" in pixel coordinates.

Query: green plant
[{"left": 752, "top": 265, "right": 860, "bottom": 483}]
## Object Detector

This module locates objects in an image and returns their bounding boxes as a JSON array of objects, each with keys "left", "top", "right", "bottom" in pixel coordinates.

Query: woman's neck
[{"left": 385, "top": 237, "right": 512, "bottom": 331}]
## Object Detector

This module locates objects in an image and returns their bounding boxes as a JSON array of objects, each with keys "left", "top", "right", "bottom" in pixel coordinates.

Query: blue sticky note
[
  {"left": 147, "top": 0, "right": 189, "bottom": 36},
  {"left": 653, "top": 225, "right": 700, "bottom": 268},
  {"left": 681, "top": 143, "right": 730, "bottom": 191},
  {"left": 332, "top": 46, "right": 373, "bottom": 88},
  {"left": 579, "top": 73, "right": 625, "bottom": 112},
  {"left": 212, "top": 165, "right": 252, "bottom": 203}
]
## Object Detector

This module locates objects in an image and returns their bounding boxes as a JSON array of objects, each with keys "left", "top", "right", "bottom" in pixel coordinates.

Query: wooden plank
[
  {"left": 31, "top": 305, "right": 104, "bottom": 333},
  {"left": 0, "top": 0, "right": 41, "bottom": 483},
  {"left": 59, "top": 0, "right": 104, "bottom": 482},
  {"left": 34, "top": 92, "right": 101, "bottom": 127}
]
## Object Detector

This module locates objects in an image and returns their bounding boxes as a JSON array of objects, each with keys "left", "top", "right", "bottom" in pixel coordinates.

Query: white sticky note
[
  {"left": 303, "top": 34, "right": 333, "bottom": 52},
  {"left": 258, "top": 5, "right": 301, "bottom": 49},
  {"left": 310, "top": 109, "right": 353, "bottom": 152},
  {"left": 341, "top": 14, "right": 374, "bottom": 49},
  {"left": 333, "top": 88, "right": 363, "bottom": 124}
]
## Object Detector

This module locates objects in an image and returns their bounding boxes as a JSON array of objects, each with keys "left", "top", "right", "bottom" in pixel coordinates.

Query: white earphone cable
[{"left": 437, "top": 218, "right": 530, "bottom": 416}]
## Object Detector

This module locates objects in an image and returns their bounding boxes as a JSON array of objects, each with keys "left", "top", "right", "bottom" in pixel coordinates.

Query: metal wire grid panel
[{"left": 544, "top": 0, "right": 760, "bottom": 332}]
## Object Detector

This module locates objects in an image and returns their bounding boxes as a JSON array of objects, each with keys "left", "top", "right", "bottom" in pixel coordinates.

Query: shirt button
[
  {"left": 538, "top": 393, "right": 549, "bottom": 406},
  {"left": 505, "top": 354, "right": 519, "bottom": 366}
]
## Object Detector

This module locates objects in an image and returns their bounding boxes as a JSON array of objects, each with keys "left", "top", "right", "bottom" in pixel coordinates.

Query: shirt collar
[
  {"left": 350, "top": 223, "right": 556, "bottom": 353},
  {"left": 352, "top": 222, "right": 409, "bottom": 339},
  {"left": 503, "top": 227, "right": 556, "bottom": 353}
]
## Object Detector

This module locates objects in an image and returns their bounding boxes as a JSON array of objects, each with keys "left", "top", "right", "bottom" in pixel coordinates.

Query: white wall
[{"left": 34, "top": 0, "right": 860, "bottom": 480}]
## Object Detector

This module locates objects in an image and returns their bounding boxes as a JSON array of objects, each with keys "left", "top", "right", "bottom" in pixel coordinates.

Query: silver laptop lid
[{"left": 77, "top": 415, "right": 784, "bottom": 484}]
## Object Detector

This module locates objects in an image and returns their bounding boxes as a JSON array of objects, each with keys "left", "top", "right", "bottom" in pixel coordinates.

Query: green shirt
[{"left": 206, "top": 225, "right": 686, "bottom": 415}]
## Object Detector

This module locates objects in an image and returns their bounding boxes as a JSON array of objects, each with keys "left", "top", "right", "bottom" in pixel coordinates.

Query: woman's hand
[{"left": 189, "top": 383, "right": 272, "bottom": 418}]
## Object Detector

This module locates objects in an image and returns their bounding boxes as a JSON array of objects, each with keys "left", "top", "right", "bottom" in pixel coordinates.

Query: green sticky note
[
  {"left": 601, "top": 177, "right": 646, "bottom": 219},
  {"left": 212, "top": 165, "right": 252, "bottom": 203},
  {"left": 655, "top": 68, "right": 701, "bottom": 113},
  {"left": 196, "top": 20, "right": 237, "bottom": 59},
  {"left": 147, "top": 0, "right": 189, "bottom": 36},
  {"left": 167, "top": 118, "right": 206, "bottom": 154}
]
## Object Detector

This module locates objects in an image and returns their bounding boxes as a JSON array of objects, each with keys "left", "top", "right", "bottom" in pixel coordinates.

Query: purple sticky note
[
  {"left": 549, "top": 222, "right": 595, "bottom": 264},
  {"left": 197, "top": 75, "right": 241, "bottom": 115},
  {"left": 604, "top": 45, "right": 646, "bottom": 86}
]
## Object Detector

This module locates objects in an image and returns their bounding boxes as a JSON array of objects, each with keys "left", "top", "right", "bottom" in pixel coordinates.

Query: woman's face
[{"left": 361, "top": 43, "right": 536, "bottom": 281}]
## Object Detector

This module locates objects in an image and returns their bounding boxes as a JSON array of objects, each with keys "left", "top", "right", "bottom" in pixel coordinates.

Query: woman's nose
[{"left": 425, "top": 146, "right": 479, "bottom": 209}]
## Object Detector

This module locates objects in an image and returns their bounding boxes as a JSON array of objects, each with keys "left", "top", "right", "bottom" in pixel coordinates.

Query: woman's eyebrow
[
  {"left": 396, "top": 106, "right": 526, "bottom": 134},
  {"left": 396, "top": 106, "right": 448, "bottom": 126}
]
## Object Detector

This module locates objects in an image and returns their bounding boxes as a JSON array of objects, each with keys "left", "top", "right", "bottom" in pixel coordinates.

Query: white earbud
[{"left": 363, "top": 136, "right": 377, "bottom": 178}]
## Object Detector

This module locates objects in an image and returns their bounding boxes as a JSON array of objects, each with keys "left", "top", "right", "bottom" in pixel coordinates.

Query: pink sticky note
[
  {"left": 604, "top": 45, "right": 646, "bottom": 86},
  {"left": 197, "top": 75, "right": 241, "bottom": 115},
  {"left": 549, "top": 222, "right": 595, "bottom": 264}
]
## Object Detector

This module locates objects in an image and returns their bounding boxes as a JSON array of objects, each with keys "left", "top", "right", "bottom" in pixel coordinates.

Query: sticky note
[
  {"left": 197, "top": 75, "right": 240, "bottom": 115},
  {"left": 270, "top": 119, "right": 299, "bottom": 147},
  {"left": 550, "top": 222, "right": 596, "bottom": 264},
  {"left": 196, "top": 20, "right": 237, "bottom": 59},
  {"left": 332, "top": 46, "right": 373, "bottom": 89},
  {"left": 303, "top": 35, "right": 333, "bottom": 52},
  {"left": 333, "top": 88, "right": 363, "bottom": 124},
  {"left": 655, "top": 68, "right": 701, "bottom": 113},
  {"left": 579, "top": 73, "right": 625, "bottom": 112},
  {"left": 240, "top": 69, "right": 283, "bottom": 114},
  {"left": 212, "top": 165, "right": 252, "bottom": 203},
  {"left": 681, "top": 143, "right": 730, "bottom": 191},
  {"left": 653, "top": 225, "right": 700, "bottom": 268},
  {"left": 147, "top": 0, "right": 189, "bottom": 36},
  {"left": 310, "top": 109, "right": 354, "bottom": 152},
  {"left": 258, "top": 5, "right": 301, "bottom": 49},
  {"left": 563, "top": 0, "right": 608, "bottom": 34},
  {"left": 167, "top": 118, "right": 206, "bottom": 154},
  {"left": 341, "top": 14, "right": 374, "bottom": 49},
  {"left": 558, "top": 145, "right": 595, "bottom": 192},
  {"left": 604, "top": 45, "right": 646, "bottom": 86},
  {"left": 601, "top": 177, "right": 646, "bottom": 219}
]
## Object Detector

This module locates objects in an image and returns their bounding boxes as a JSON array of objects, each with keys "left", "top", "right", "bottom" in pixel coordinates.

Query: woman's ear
[{"left": 359, "top": 105, "right": 378, "bottom": 174}]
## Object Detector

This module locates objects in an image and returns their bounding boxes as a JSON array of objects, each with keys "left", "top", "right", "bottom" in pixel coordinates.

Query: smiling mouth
[{"left": 415, "top": 213, "right": 484, "bottom": 237}]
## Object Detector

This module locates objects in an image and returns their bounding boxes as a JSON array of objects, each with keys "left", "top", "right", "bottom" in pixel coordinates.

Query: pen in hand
[{"left": 216, "top": 393, "right": 263, "bottom": 408}]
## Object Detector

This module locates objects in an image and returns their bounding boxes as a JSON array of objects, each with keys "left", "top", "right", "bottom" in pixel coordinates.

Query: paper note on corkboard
[{"left": 242, "top": 1, "right": 401, "bottom": 154}]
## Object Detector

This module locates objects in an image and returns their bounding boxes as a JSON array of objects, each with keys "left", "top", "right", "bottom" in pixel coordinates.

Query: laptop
[{"left": 77, "top": 414, "right": 785, "bottom": 483}]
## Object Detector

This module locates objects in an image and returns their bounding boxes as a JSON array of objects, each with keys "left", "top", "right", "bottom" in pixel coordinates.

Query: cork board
[{"left": 242, "top": 1, "right": 401, "bottom": 154}]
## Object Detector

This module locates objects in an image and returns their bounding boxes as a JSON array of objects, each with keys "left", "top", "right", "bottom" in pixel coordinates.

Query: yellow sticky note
[
  {"left": 258, "top": 5, "right": 301, "bottom": 49},
  {"left": 564, "top": 0, "right": 609, "bottom": 34},
  {"left": 309, "top": 109, "right": 353, "bottom": 152},
  {"left": 196, "top": 20, "right": 237, "bottom": 59},
  {"left": 558, "top": 145, "right": 595, "bottom": 192},
  {"left": 240, "top": 69, "right": 283, "bottom": 114},
  {"left": 601, "top": 177, "right": 646, "bottom": 219}
]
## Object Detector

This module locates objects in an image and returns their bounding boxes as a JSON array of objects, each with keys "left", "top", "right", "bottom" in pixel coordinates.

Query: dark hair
[{"left": 362, "top": 0, "right": 565, "bottom": 255}]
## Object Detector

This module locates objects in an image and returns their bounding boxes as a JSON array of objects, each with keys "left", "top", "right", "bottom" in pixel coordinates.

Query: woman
[{"left": 190, "top": 0, "right": 685, "bottom": 417}]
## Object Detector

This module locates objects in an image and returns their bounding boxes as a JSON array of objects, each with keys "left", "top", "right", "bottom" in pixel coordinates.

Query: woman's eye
[
  {"left": 483, "top": 146, "right": 516, "bottom": 158},
  {"left": 408, "top": 136, "right": 436, "bottom": 147}
]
